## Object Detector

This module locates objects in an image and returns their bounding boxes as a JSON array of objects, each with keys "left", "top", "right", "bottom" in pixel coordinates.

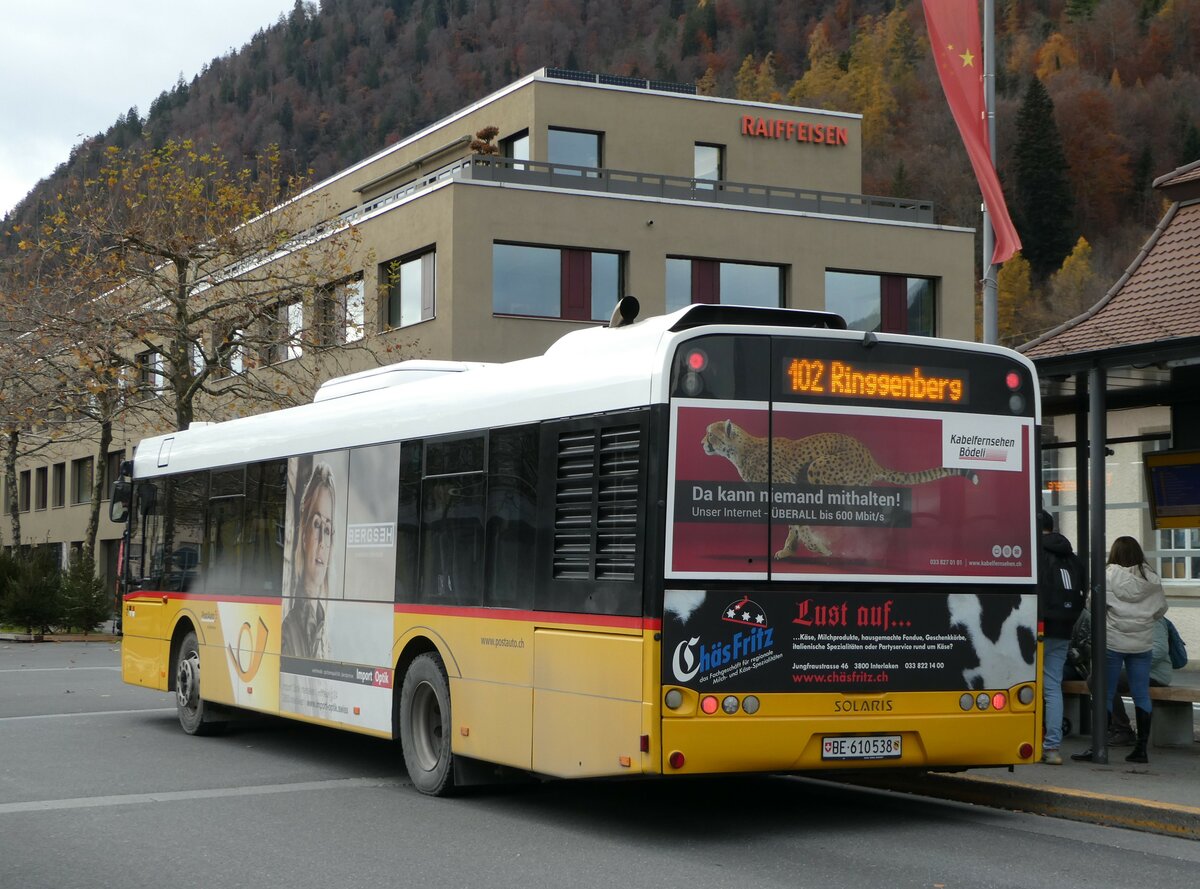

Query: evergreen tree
[
  {"left": 1013, "top": 77, "right": 1075, "bottom": 280},
  {"left": 1182, "top": 122, "right": 1200, "bottom": 165}
]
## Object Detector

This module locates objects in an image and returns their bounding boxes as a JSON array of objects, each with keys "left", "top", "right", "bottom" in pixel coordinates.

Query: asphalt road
[{"left": 3, "top": 641, "right": 1199, "bottom": 889}]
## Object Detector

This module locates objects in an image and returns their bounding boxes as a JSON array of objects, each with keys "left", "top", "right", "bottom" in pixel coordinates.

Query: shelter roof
[{"left": 1020, "top": 160, "right": 1200, "bottom": 374}]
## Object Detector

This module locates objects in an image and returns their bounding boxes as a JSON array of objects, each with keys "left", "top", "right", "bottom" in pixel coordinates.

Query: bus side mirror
[{"left": 110, "top": 479, "right": 132, "bottom": 523}]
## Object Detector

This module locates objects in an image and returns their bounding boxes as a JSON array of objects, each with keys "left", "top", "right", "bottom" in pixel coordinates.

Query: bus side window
[
  {"left": 419, "top": 435, "right": 485, "bottom": 606},
  {"left": 485, "top": 425, "right": 538, "bottom": 609},
  {"left": 205, "top": 468, "right": 245, "bottom": 596},
  {"left": 141, "top": 472, "right": 207, "bottom": 593},
  {"left": 244, "top": 461, "right": 287, "bottom": 595},
  {"left": 395, "top": 442, "right": 422, "bottom": 603}
]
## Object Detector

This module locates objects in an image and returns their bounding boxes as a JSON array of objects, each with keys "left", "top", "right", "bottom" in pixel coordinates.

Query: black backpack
[{"left": 1041, "top": 546, "right": 1085, "bottom": 621}]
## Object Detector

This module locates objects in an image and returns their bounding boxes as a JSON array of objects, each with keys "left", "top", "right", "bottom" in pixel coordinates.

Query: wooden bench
[{"left": 1061, "top": 679, "right": 1199, "bottom": 746}]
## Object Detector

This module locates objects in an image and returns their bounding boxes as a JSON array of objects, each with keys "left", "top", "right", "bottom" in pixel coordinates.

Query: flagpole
[{"left": 982, "top": 0, "right": 998, "bottom": 345}]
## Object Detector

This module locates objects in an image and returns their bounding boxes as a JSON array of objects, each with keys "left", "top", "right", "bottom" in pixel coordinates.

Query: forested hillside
[{"left": 5, "top": 0, "right": 1200, "bottom": 344}]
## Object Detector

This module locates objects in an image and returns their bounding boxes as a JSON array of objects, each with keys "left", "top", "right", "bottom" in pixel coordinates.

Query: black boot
[{"left": 1125, "top": 708, "right": 1151, "bottom": 764}]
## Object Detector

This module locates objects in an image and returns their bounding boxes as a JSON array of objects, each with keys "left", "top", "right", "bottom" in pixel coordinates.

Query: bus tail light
[
  {"left": 1017, "top": 685, "right": 1035, "bottom": 705},
  {"left": 1018, "top": 743, "right": 1034, "bottom": 760},
  {"left": 664, "top": 689, "right": 684, "bottom": 710},
  {"left": 721, "top": 695, "right": 739, "bottom": 714},
  {"left": 742, "top": 695, "right": 760, "bottom": 715},
  {"left": 991, "top": 692, "right": 1007, "bottom": 711},
  {"left": 700, "top": 695, "right": 719, "bottom": 715},
  {"left": 668, "top": 751, "right": 686, "bottom": 769}
]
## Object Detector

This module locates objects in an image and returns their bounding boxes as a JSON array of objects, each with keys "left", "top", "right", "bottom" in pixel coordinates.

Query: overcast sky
[{"left": 1, "top": 1, "right": 298, "bottom": 217}]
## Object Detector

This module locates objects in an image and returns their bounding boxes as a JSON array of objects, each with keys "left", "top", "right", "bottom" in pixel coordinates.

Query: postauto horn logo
[{"left": 671, "top": 596, "right": 775, "bottom": 683}]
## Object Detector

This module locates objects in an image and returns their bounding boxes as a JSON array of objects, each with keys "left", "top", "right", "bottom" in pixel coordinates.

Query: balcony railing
[{"left": 348, "top": 155, "right": 935, "bottom": 226}]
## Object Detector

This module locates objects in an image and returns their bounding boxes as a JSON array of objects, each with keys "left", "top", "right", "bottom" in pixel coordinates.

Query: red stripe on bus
[
  {"left": 124, "top": 591, "right": 281, "bottom": 605},
  {"left": 121, "top": 591, "right": 663, "bottom": 631}
]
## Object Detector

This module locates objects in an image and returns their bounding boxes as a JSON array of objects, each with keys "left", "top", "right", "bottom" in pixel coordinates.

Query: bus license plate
[{"left": 822, "top": 735, "right": 902, "bottom": 761}]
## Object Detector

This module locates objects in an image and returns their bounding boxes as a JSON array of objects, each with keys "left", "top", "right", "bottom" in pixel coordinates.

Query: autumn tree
[
  {"left": 1047, "top": 236, "right": 1099, "bottom": 323},
  {"left": 996, "top": 252, "right": 1034, "bottom": 346},
  {"left": 0, "top": 265, "right": 61, "bottom": 549},
  {"left": 734, "top": 53, "right": 780, "bottom": 103},
  {"left": 17, "top": 137, "right": 376, "bottom": 563},
  {"left": 1012, "top": 77, "right": 1075, "bottom": 280},
  {"left": 1050, "top": 72, "right": 1132, "bottom": 235}
]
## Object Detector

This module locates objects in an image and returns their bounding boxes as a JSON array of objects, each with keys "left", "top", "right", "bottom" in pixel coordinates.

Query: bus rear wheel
[
  {"left": 399, "top": 653, "right": 455, "bottom": 796},
  {"left": 175, "top": 630, "right": 224, "bottom": 736}
]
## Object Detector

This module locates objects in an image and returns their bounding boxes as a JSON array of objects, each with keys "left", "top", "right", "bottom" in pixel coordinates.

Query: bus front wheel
[
  {"left": 399, "top": 653, "right": 455, "bottom": 796},
  {"left": 175, "top": 630, "right": 224, "bottom": 736}
]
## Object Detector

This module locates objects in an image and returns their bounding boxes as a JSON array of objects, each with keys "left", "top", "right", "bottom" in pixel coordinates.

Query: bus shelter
[{"left": 1020, "top": 159, "right": 1200, "bottom": 759}]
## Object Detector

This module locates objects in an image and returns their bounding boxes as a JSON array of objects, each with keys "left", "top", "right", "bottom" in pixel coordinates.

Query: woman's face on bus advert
[{"left": 303, "top": 485, "right": 333, "bottom": 591}]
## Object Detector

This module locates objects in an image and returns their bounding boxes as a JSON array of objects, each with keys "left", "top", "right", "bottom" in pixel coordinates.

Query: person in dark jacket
[{"left": 1039, "top": 510, "right": 1084, "bottom": 765}]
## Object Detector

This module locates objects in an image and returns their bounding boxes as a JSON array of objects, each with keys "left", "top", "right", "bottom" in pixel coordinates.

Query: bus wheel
[
  {"left": 175, "top": 630, "right": 223, "bottom": 736},
  {"left": 400, "top": 653, "right": 455, "bottom": 796}
]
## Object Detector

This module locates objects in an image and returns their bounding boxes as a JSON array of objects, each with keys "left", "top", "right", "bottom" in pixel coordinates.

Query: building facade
[{"left": 4, "top": 68, "right": 976, "bottom": 586}]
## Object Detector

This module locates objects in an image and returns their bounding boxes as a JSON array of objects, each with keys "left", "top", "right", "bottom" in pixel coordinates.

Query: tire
[
  {"left": 399, "top": 653, "right": 455, "bottom": 796},
  {"left": 175, "top": 629, "right": 224, "bottom": 736}
]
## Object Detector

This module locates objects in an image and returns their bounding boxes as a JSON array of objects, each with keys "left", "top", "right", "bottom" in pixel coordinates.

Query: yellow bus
[{"left": 115, "top": 301, "right": 1042, "bottom": 795}]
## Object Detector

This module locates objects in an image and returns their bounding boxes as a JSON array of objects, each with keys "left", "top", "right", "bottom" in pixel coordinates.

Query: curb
[{"left": 836, "top": 771, "right": 1200, "bottom": 841}]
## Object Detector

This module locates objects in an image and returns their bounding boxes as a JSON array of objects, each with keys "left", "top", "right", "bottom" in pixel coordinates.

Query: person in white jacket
[{"left": 1073, "top": 536, "right": 1169, "bottom": 764}]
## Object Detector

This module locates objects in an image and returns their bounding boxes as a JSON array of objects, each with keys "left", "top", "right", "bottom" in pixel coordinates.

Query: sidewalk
[{"left": 845, "top": 660, "right": 1200, "bottom": 840}]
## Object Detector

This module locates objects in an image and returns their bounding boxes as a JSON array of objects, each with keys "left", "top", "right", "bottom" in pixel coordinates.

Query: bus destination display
[{"left": 785, "top": 357, "right": 968, "bottom": 405}]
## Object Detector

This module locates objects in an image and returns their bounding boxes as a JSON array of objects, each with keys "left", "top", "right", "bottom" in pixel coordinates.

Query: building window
[
  {"left": 1157, "top": 528, "right": 1200, "bottom": 582},
  {"left": 135, "top": 350, "right": 164, "bottom": 398},
  {"left": 71, "top": 457, "right": 94, "bottom": 506},
  {"left": 317, "top": 276, "right": 365, "bottom": 345},
  {"left": 548, "top": 127, "right": 602, "bottom": 175},
  {"left": 265, "top": 299, "right": 304, "bottom": 364},
  {"left": 19, "top": 470, "right": 31, "bottom": 513},
  {"left": 216, "top": 327, "right": 246, "bottom": 377},
  {"left": 665, "top": 257, "right": 783, "bottom": 312},
  {"left": 825, "top": 271, "right": 936, "bottom": 336},
  {"left": 501, "top": 130, "right": 529, "bottom": 164},
  {"left": 35, "top": 467, "right": 48, "bottom": 511},
  {"left": 493, "top": 243, "right": 621, "bottom": 322},
  {"left": 189, "top": 342, "right": 205, "bottom": 376},
  {"left": 104, "top": 451, "right": 124, "bottom": 501},
  {"left": 381, "top": 250, "right": 435, "bottom": 330},
  {"left": 694, "top": 143, "right": 724, "bottom": 182},
  {"left": 52, "top": 462, "right": 65, "bottom": 508}
]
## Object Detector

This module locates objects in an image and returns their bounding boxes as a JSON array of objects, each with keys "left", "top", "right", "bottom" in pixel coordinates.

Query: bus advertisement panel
[
  {"left": 662, "top": 587, "right": 1036, "bottom": 694},
  {"left": 666, "top": 402, "right": 1034, "bottom": 582}
]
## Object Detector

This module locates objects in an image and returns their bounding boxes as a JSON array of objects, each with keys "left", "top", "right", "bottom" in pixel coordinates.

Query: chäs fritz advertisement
[
  {"left": 662, "top": 588, "right": 1037, "bottom": 693},
  {"left": 665, "top": 402, "right": 1033, "bottom": 582}
]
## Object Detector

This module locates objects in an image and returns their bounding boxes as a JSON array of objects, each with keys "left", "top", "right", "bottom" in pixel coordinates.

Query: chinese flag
[{"left": 922, "top": 0, "right": 1020, "bottom": 266}]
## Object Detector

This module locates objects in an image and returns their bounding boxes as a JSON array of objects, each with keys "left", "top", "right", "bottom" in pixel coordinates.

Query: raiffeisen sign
[{"left": 740, "top": 115, "right": 850, "bottom": 147}]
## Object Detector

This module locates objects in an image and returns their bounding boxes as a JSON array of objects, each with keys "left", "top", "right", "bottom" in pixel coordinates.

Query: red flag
[{"left": 922, "top": 0, "right": 1020, "bottom": 265}]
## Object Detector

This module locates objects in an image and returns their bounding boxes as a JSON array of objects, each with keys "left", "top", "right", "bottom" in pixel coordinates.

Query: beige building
[{"left": 5, "top": 67, "right": 976, "bottom": 586}]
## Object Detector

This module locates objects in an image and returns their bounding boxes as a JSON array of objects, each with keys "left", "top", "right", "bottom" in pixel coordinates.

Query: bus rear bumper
[{"left": 659, "top": 713, "right": 1039, "bottom": 775}]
